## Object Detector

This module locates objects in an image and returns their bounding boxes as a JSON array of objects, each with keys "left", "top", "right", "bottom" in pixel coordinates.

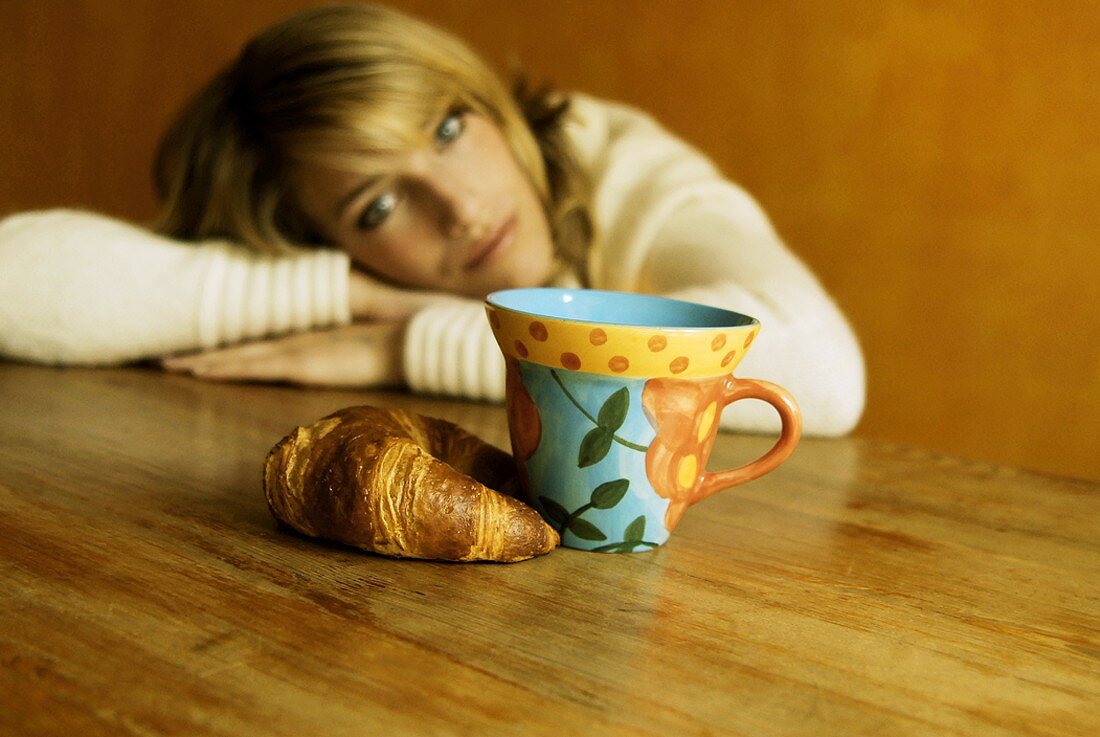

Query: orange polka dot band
[{"left": 485, "top": 288, "right": 760, "bottom": 379}]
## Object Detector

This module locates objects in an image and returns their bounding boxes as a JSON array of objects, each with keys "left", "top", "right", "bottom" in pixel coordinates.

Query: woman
[{"left": 0, "top": 3, "right": 864, "bottom": 436}]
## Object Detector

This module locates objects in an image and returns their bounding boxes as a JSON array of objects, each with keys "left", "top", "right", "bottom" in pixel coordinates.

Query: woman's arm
[
  {"left": 572, "top": 95, "right": 866, "bottom": 437},
  {"left": 160, "top": 322, "right": 407, "bottom": 387},
  {"left": 0, "top": 209, "right": 350, "bottom": 365},
  {"left": 402, "top": 298, "right": 506, "bottom": 402},
  {"left": 640, "top": 204, "right": 866, "bottom": 437}
]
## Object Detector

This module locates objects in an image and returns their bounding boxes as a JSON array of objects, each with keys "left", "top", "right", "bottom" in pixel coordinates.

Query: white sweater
[{"left": 0, "top": 95, "right": 864, "bottom": 436}]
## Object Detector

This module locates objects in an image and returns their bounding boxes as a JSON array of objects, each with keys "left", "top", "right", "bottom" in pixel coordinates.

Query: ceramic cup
[{"left": 485, "top": 288, "right": 802, "bottom": 553}]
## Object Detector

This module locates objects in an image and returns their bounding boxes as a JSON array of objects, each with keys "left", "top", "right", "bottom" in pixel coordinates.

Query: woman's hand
[
  {"left": 348, "top": 268, "right": 458, "bottom": 321},
  {"left": 160, "top": 322, "right": 406, "bottom": 388}
]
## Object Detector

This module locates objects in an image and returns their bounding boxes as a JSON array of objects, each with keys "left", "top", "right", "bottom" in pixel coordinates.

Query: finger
[
  {"left": 161, "top": 355, "right": 206, "bottom": 372},
  {"left": 175, "top": 355, "right": 285, "bottom": 383},
  {"left": 162, "top": 339, "right": 284, "bottom": 372},
  {"left": 191, "top": 360, "right": 267, "bottom": 382}
]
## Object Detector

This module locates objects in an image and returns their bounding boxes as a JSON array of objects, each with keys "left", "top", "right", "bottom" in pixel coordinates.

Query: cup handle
[{"left": 694, "top": 376, "right": 803, "bottom": 503}]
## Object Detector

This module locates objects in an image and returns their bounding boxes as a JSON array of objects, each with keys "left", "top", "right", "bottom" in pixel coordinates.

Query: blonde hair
[{"left": 154, "top": 3, "right": 591, "bottom": 280}]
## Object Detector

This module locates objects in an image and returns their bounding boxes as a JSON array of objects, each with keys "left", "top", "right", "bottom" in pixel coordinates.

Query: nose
[
  {"left": 442, "top": 191, "right": 483, "bottom": 242},
  {"left": 422, "top": 167, "right": 484, "bottom": 241}
]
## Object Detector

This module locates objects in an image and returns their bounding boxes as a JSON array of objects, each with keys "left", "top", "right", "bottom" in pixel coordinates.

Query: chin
[
  {"left": 463, "top": 244, "right": 553, "bottom": 297},
  {"left": 496, "top": 271, "right": 545, "bottom": 293},
  {"left": 507, "top": 250, "right": 555, "bottom": 289}
]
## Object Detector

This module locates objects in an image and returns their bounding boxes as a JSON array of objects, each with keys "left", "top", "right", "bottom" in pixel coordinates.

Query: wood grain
[{"left": 1, "top": 363, "right": 1097, "bottom": 736}]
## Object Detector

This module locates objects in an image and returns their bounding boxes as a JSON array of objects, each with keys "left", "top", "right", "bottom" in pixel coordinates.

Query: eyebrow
[{"left": 335, "top": 175, "right": 382, "bottom": 221}]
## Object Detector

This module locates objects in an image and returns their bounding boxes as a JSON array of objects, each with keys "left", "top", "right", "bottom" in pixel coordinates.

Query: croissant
[{"left": 263, "top": 405, "right": 559, "bottom": 562}]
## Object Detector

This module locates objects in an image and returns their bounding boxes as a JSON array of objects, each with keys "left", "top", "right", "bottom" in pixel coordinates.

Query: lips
[{"left": 464, "top": 215, "right": 516, "bottom": 271}]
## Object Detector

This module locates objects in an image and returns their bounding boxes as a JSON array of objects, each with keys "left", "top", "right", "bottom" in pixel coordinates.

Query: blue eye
[
  {"left": 358, "top": 192, "right": 396, "bottom": 230},
  {"left": 434, "top": 111, "right": 466, "bottom": 149}
]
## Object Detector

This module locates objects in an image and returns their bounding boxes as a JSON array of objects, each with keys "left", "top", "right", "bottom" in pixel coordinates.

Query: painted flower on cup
[
  {"left": 641, "top": 376, "right": 727, "bottom": 530},
  {"left": 505, "top": 358, "right": 542, "bottom": 484}
]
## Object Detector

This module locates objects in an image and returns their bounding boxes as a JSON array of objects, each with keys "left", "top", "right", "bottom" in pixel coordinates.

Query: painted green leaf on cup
[
  {"left": 623, "top": 515, "right": 646, "bottom": 542},
  {"left": 596, "top": 387, "right": 630, "bottom": 432},
  {"left": 590, "top": 479, "right": 630, "bottom": 509},
  {"left": 538, "top": 496, "right": 570, "bottom": 527},
  {"left": 567, "top": 517, "right": 607, "bottom": 541},
  {"left": 578, "top": 427, "right": 613, "bottom": 467}
]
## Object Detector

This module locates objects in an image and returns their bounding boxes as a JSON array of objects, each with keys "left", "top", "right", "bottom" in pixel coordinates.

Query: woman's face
[{"left": 294, "top": 110, "right": 556, "bottom": 298}]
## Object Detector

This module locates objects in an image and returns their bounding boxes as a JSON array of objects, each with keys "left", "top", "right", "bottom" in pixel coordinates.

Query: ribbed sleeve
[
  {"left": 402, "top": 298, "right": 505, "bottom": 401},
  {"left": 574, "top": 96, "right": 865, "bottom": 437},
  {"left": 198, "top": 242, "right": 350, "bottom": 348},
  {"left": 662, "top": 279, "right": 866, "bottom": 437},
  {"left": 0, "top": 209, "right": 351, "bottom": 365},
  {"left": 638, "top": 203, "right": 866, "bottom": 437}
]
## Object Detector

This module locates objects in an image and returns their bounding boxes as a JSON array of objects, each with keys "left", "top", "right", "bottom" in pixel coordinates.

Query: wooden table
[{"left": 1, "top": 363, "right": 1097, "bottom": 736}]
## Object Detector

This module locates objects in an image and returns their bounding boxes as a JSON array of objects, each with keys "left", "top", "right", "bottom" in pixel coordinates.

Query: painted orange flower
[
  {"left": 505, "top": 358, "right": 542, "bottom": 486},
  {"left": 641, "top": 376, "right": 727, "bottom": 531}
]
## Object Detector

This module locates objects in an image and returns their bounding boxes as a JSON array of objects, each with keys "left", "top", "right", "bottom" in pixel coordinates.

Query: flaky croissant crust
[{"left": 263, "top": 405, "right": 559, "bottom": 562}]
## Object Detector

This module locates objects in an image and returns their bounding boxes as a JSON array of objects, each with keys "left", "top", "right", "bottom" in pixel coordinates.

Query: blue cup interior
[{"left": 486, "top": 288, "right": 757, "bottom": 329}]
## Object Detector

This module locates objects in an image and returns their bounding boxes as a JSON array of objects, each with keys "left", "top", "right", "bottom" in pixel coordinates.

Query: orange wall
[{"left": 2, "top": 1, "right": 1097, "bottom": 479}]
